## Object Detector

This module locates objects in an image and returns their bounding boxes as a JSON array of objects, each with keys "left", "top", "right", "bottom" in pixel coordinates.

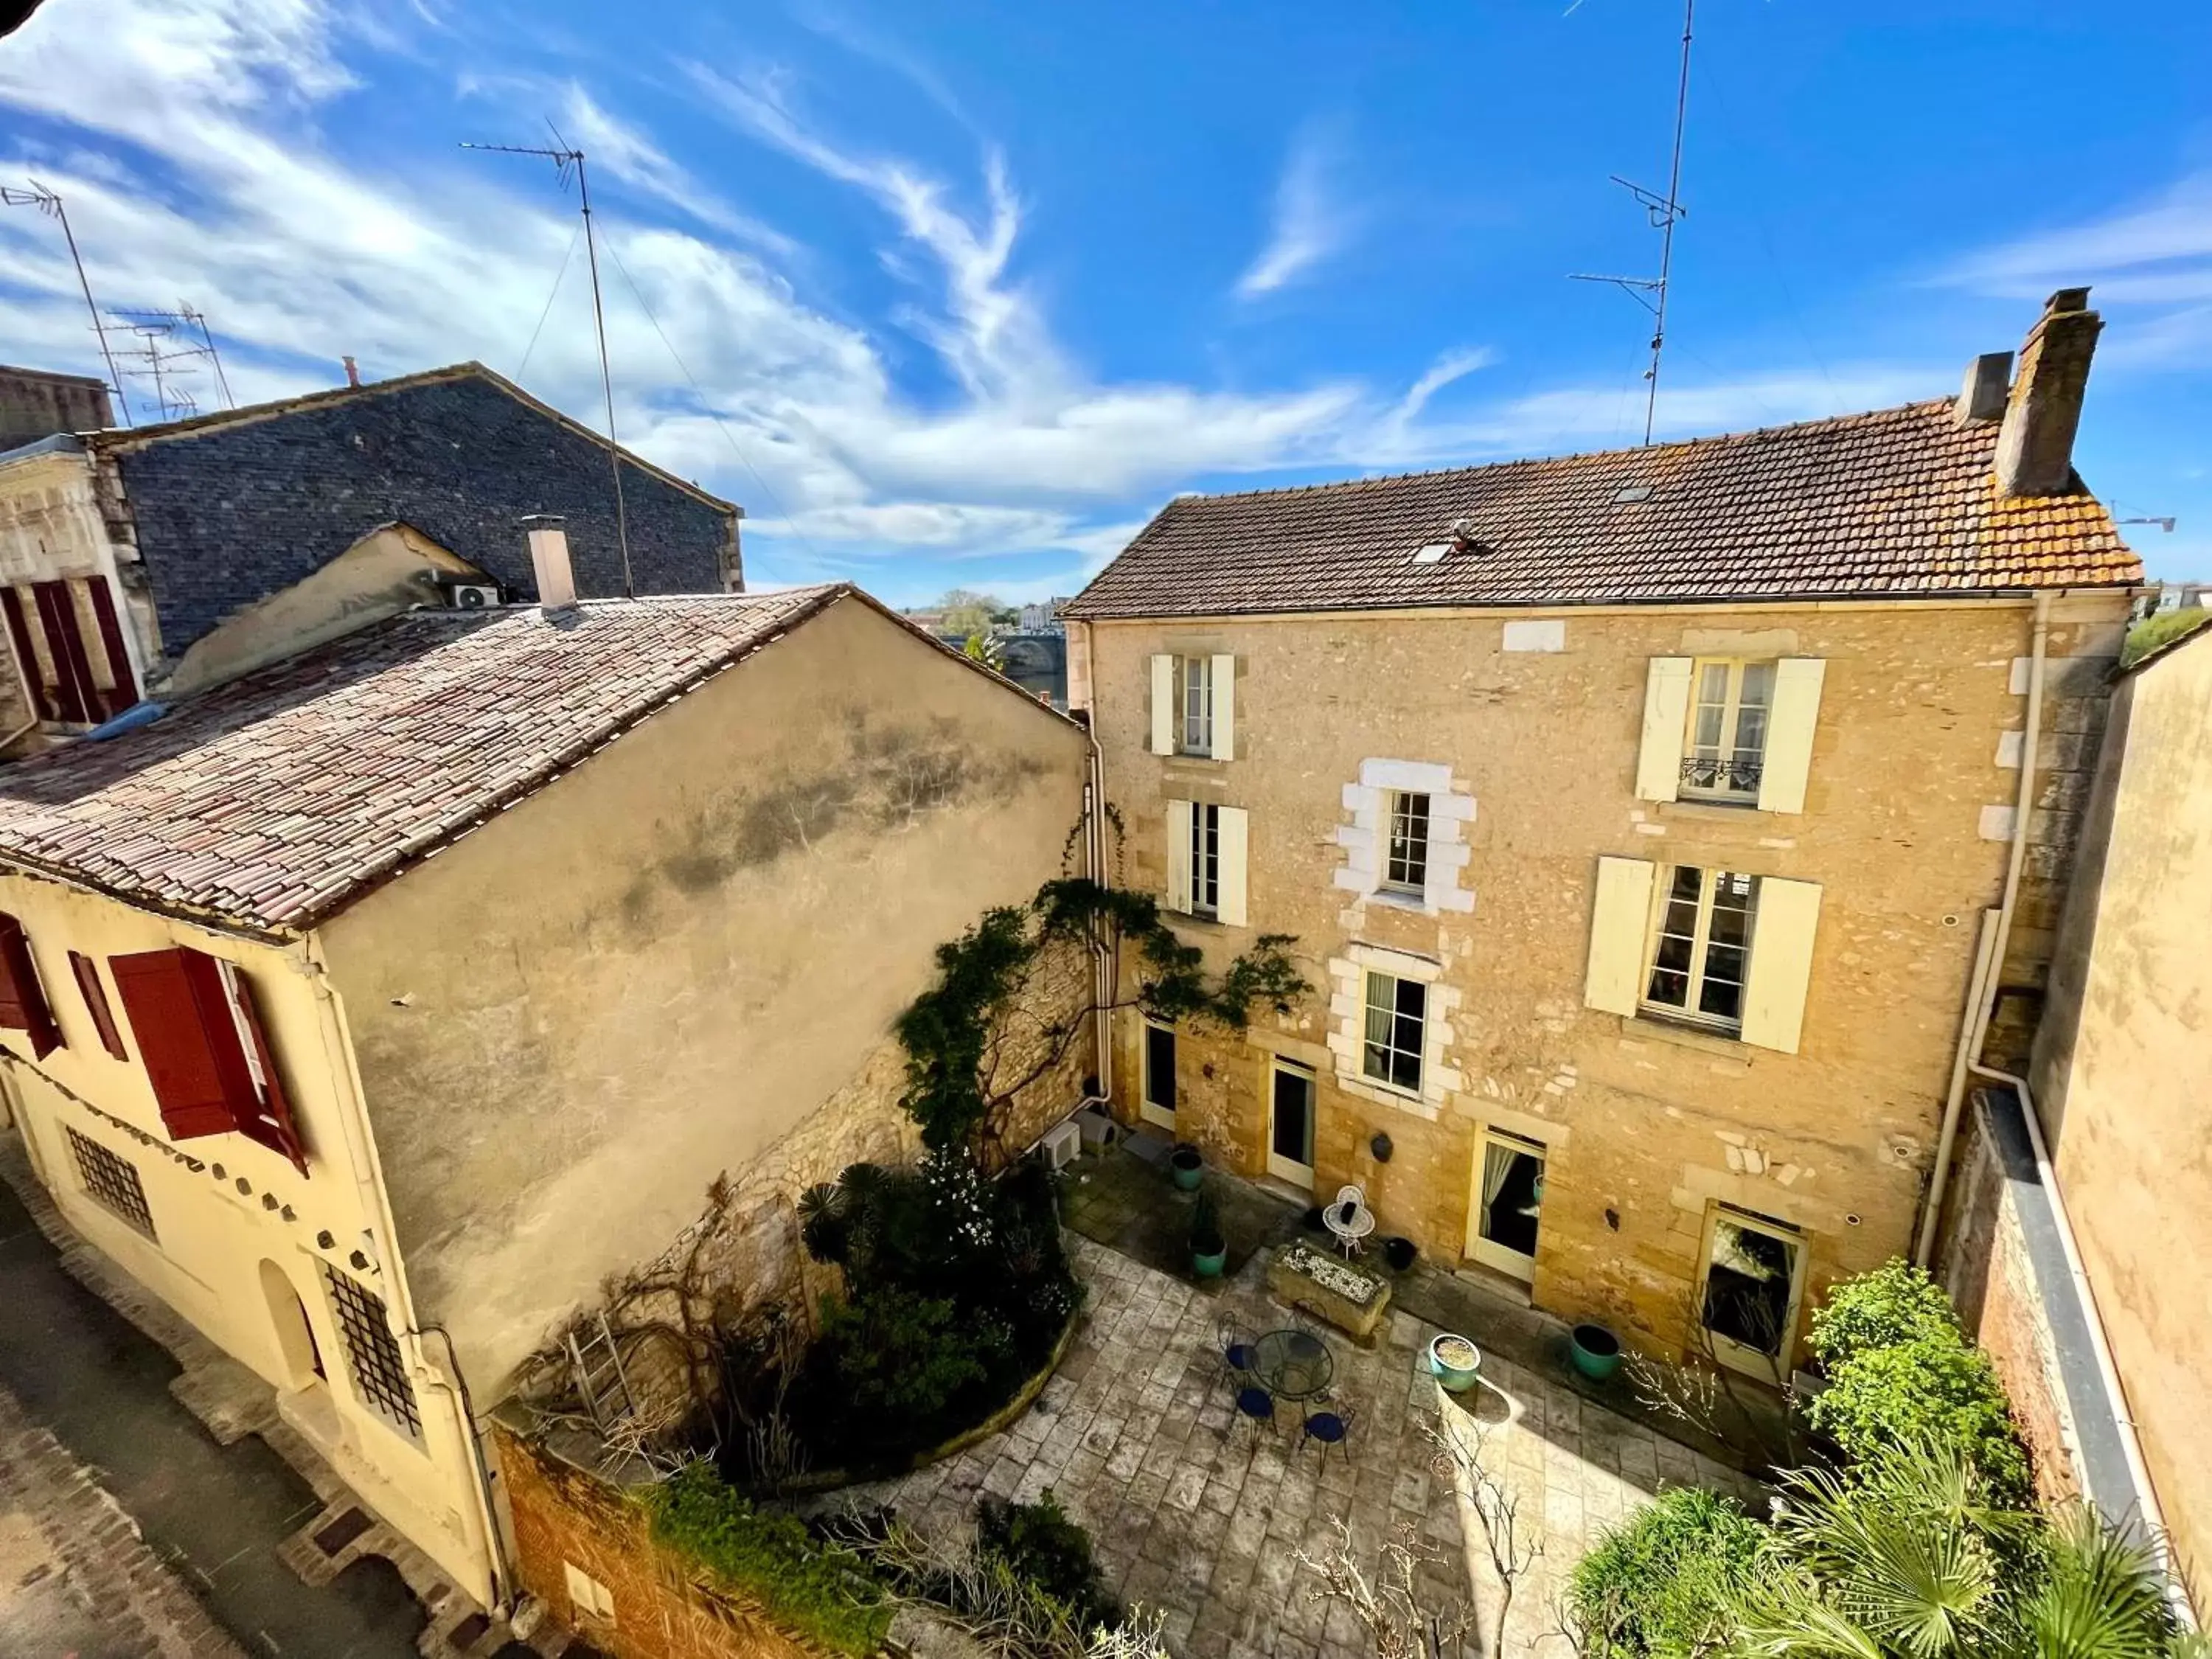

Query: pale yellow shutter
[
  {"left": 1635, "top": 658, "right": 1693, "bottom": 801},
  {"left": 1585, "top": 855, "right": 1656, "bottom": 1015},
  {"left": 1756, "top": 658, "right": 1826, "bottom": 815},
  {"left": 1165, "top": 799, "right": 1193, "bottom": 913},
  {"left": 1149, "top": 655, "right": 1175, "bottom": 755},
  {"left": 1208, "top": 654, "right": 1236, "bottom": 761},
  {"left": 1216, "top": 806, "right": 1249, "bottom": 926},
  {"left": 1742, "top": 877, "right": 1822, "bottom": 1054}
]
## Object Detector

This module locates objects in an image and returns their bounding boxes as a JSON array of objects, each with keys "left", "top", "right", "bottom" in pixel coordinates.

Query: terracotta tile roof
[
  {"left": 0, "top": 586, "right": 848, "bottom": 933},
  {"left": 1062, "top": 400, "right": 2141, "bottom": 620}
]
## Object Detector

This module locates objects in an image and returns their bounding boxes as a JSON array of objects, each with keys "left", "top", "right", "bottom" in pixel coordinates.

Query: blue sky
[{"left": 2, "top": 0, "right": 2208, "bottom": 603}]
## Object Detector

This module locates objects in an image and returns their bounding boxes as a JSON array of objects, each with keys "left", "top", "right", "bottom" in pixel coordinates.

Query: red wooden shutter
[
  {"left": 1, "top": 588, "right": 53, "bottom": 721},
  {"left": 109, "top": 947, "right": 247, "bottom": 1139},
  {"left": 84, "top": 577, "right": 139, "bottom": 718},
  {"left": 221, "top": 964, "right": 308, "bottom": 1176},
  {"left": 69, "top": 951, "right": 128, "bottom": 1061},
  {"left": 0, "top": 915, "right": 62, "bottom": 1058},
  {"left": 31, "top": 581, "right": 98, "bottom": 724}
]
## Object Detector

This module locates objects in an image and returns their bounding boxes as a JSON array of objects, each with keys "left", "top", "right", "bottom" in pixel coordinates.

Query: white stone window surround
[
  {"left": 1324, "top": 942, "right": 1464, "bottom": 1121},
  {"left": 1332, "top": 759, "right": 1475, "bottom": 915}
]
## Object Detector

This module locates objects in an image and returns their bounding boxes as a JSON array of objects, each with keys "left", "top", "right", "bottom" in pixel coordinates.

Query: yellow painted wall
[
  {"left": 2030, "top": 630, "right": 2212, "bottom": 1610},
  {"left": 0, "top": 875, "right": 493, "bottom": 1600},
  {"left": 317, "top": 594, "right": 1090, "bottom": 1395},
  {"left": 1081, "top": 594, "right": 2129, "bottom": 1368}
]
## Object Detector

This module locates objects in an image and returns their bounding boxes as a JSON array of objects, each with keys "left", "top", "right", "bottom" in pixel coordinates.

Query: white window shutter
[
  {"left": 1165, "top": 799, "right": 1193, "bottom": 914},
  {"left": 1149, "top": 655, "right": 1175, "bottom": 756},
  {"left": 1216, "top": 806, "right": 1249, "bottom": 926},
  {"left": 1585, "top": 856, "right": 1656, "bottom": 1015},
  {"left": 1756, "top": 658, "right": 1827, "bottom": 815},
  {"left": 1742, "top": 877, "right": 1822, "bottom": 1054},
  {"left": 1208, "top": 654, "right": 1237, "bottom": 760},
  {"left": 1635, "top": 658, "right": 1693, "bottom": 801}
]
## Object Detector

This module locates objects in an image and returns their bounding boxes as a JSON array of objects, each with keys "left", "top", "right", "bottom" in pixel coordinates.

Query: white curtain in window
[{"left": 1481, "top": 1140, "right": 1515, "bottom": 1211}]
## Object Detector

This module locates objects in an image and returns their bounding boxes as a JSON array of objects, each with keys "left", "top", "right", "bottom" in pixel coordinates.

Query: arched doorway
[{"left": 259, "top": 1259, "right": 325, "bottom": 1386}]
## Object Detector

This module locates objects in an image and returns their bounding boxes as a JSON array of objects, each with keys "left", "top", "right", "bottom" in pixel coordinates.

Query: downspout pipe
[{"left": 1916, "top": 589, "right": 2051, "bottom": 1266}]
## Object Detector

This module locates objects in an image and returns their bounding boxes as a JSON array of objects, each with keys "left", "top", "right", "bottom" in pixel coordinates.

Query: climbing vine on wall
[{"left": 894, "top": 811, "right": 1309, "bottom": 1163}]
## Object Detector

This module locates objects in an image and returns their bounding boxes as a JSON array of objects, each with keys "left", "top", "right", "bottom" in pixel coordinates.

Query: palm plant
[{"left": 1724, "top": 1439, "right": 2197, "bottom": 1659}]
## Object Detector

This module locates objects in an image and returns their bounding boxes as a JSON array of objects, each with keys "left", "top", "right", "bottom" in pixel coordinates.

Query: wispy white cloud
[
  {"left": 1939, "top": 173, "right": 2212, "bottom": 369},
  {"left": 1236, "top": 128, "right": 1350, "bottom": 299}
]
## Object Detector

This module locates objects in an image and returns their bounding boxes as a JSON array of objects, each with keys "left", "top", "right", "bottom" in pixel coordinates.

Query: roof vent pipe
[
  {"left": 1955, "top": 351, "right": 2012, "bottom": 424},
  {"left": 521, "top": 514, "right": 577, "bottom": 614},
  {"left": 342, "top": 355, "right": 361, "bottom": 389}
]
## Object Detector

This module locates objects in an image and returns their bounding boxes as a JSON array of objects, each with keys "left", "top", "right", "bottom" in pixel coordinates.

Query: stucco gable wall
[{"left": 316, "top": 597, "right": 1089, "bottom": 1392}]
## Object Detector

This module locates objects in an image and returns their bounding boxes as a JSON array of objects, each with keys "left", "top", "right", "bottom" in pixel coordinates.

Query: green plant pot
[
  {"left": 1571, "top": 1323, "right": 1623, "bottom": 1381},
  {"left": 1428, "top": 1333, "right": 1481, "bottom": 1393},
  {"left": 1192, "top": 1245, "right": 1227, "bottom": 1278},
  {"left": 1169, "top": 1148, "right": 1203, "bottom": 1192}
]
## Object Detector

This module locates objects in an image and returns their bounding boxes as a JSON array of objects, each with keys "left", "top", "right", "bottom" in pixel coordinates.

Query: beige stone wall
[
  {"left": 2028, "top": 630, "right": 2212, "bottom": 1611},
  {"left": 320, "top": 594, "right": 1091, "bottom": 1397},
  {"left": 1083, "top": 594, "right": 2128, "bottom": 1369},
  {"left": 0, "top": 873, "right": 494, "bottom": 1601}
]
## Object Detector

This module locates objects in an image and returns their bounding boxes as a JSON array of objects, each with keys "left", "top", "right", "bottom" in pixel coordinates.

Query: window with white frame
[
  {"left": 1683, "top": 660, "right": 1774, "bottom": 801},
  {"left": 1644, "top": 866, "right": 1759, "bottom": 1032},
  {"left": 1361, "top": 972, "right": 1427, "bottom": 1094},
  {"left": 1177, "top": 656, "right": 1213, "bottom": 757},
  {"left": 1383, "top": 792, "right": 1430, "bottom": 893},
  {"left": 1187, "top": 802, "right": 1221, "bottom": 917}
]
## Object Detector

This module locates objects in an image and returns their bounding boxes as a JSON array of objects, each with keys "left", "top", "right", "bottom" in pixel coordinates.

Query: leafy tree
[{"left": 937, "top": 588, "right": 1006, "bottom": 638}]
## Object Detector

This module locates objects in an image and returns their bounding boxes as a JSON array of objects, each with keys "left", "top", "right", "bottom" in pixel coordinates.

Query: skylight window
[
  {"left": 1614, "top": 484, "right": 1655, "bottom": 504},
  {"left": 1412, "top": 544, "right": 1452, "bottom": 564}
]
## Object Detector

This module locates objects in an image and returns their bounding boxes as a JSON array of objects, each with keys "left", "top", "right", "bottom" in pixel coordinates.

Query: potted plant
[
  {"left": 1428, "top": 1332, "right": 1481, "bottom": 1393},
  {"left": 1190, "top": 1188, "right": 1227, "bottom": 1278},
  {"left": 1570, "top": 1322, "right": 1623, "bottom": 1381},
  {"left": 1169, "top": 1141, "right": 1204, "bottom": 1192}
]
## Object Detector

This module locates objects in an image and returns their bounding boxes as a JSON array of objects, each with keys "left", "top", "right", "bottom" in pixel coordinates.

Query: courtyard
[{"left": 834, "top": 1144, "right": 1766, "bottom": 1659}]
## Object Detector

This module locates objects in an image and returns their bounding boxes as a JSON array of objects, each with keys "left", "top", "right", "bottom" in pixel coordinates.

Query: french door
[
  {"left": 1468, "top": 1130, "right": 1545, "bottom": 1282},
  {"left": 1267, "top": 1060, "right": 1315, "bottom": 1186}
]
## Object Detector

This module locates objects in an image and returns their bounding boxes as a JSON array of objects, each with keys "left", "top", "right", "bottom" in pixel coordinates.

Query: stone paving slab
[{"left": 824, "top": 1234, "right": 1763, "bottom": 1659}]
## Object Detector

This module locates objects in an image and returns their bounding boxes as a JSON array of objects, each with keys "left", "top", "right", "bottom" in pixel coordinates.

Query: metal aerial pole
[
  {"left": 461, "top": 133, "right": 635, "bottom": 597},
  {"left": 1642, "top": 0, "right": 1694, "bottom": 446},
  {"left": 1, "top": 181, "right": 131, "bottom": 425}
]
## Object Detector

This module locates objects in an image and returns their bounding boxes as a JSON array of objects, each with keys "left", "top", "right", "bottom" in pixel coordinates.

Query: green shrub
[
  {"left": 644, "top": 1461, "right": 890, "bottom": 1656},
  {"left": 2121, "top": 606, "right": 2211, "bottom": 669},
  {"left": 1806, "top": 1258, "right": 1961, "bottom": 1369},
  {"left": 1804, "top": 1334, "right": 2032, "bottom": 1506},
  {"left": 975, "top": 1488, "right": 1119, "bottom": 1630},
  {"left": 1568, "top": 1486, "right": 1768, "bottom": 1659}
]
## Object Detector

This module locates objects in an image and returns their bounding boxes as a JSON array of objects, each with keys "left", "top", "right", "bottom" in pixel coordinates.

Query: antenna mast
[
  {"left": 462, "top": 130, "right": 634, "bottom": 598},
  {"left": 107, "top": 307, "right": 234, "bottom": 421},
  {"left": 1568, "top": 0, "right": 1694, "bottom": 446},
  {"left": 1, "top": 181, "right": 132, "bottom": 426}
]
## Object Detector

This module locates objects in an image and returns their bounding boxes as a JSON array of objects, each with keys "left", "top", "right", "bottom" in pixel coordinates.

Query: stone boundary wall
[{"left": 493, "top": 1424, "right": 830, "bottom": 1659}]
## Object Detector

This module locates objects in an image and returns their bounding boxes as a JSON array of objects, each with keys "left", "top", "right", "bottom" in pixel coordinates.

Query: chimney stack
[
  {"left": 1994, "top": 288, "right": 2101, "bottom": 498},
  {"left": 1955, "top": 351, "right": 2012, "bottom": 424},
  {"left": 342, "top": 355, "right": 361, "bottom": 389},
  {"left": 521, "top": 515, "right": 577, "bottom": 614}
]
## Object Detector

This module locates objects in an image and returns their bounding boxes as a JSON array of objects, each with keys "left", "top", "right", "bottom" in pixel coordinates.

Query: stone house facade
[
  {"left": 0, "top": 557, "right": 1090, "bottom": 1612},
  {"left": 0, "top": 361, "right": 740, "bottom": 748},
  {"left": 1064, "top": 291, "right": 2139, "bottom": 1380}
]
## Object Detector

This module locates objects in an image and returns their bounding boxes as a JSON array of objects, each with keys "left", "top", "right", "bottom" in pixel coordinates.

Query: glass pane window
[
  {"left": 1643, "top": 866, "right": 1760, "bottom": 1033},
  {"left": 1701, "top": 1211, "right": 1801, "bottom": 1360},
  {"left": 1177, "top": 657, "right": 1213, "bottom": 755},
  {"left": 1683, "top": 658, "right": 1775, "bottom": 799},
  {"left": 1361, "top": 972, "right": 1426, "bottom": 1093},
  {"left": 1385, "top": 792, "right": 1430, "bottom": 892},
  {"left": 1478, "top": 1135, "right": 1545, "bottom": 1262},
  {"left": 1188, "top": 802, "right": 1220, "bottom": 917}
]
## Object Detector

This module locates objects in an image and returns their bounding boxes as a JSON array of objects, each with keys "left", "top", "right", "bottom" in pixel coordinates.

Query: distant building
[
  {"left": 0, "top": 362, "right": 740, "bottom": 749},
  {"left": 1018, "top": 597, "right": 1071, "bottom": 635}
]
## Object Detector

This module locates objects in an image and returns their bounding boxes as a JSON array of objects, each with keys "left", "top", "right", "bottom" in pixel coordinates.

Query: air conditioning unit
[
  {"left": 445, "top": 583, "right": 501, "bottom": 611},
  {"left": 1038, "top": 1119, "right": 1083, "bottom": 1172}
]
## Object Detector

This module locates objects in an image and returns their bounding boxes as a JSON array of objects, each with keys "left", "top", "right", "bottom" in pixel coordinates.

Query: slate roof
[
  {"left": 1063, "top": 400, "right": 2140, "bottom": 620},
  {"left": 0, "top": 587, "right": 849, "bottom": 933}
]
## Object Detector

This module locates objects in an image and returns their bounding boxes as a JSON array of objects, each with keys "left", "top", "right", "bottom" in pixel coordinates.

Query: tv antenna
[
  {"left": 108, "top": 307, "right": 235, "bottom": 420},
  {"left": 1569, "top": 0, "right": 1694, "bottom": 446},
  {"left": 462, "top": 125, "right": 633, "bottom": 597},
  {"left": 1, "top": 181, "right": 132, "bottom": 426}
]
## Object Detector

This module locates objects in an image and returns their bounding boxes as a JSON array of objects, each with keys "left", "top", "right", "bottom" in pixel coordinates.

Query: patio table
[{"left": 1249, "top": 1327, "right": 1334, "bottom": 1402}]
